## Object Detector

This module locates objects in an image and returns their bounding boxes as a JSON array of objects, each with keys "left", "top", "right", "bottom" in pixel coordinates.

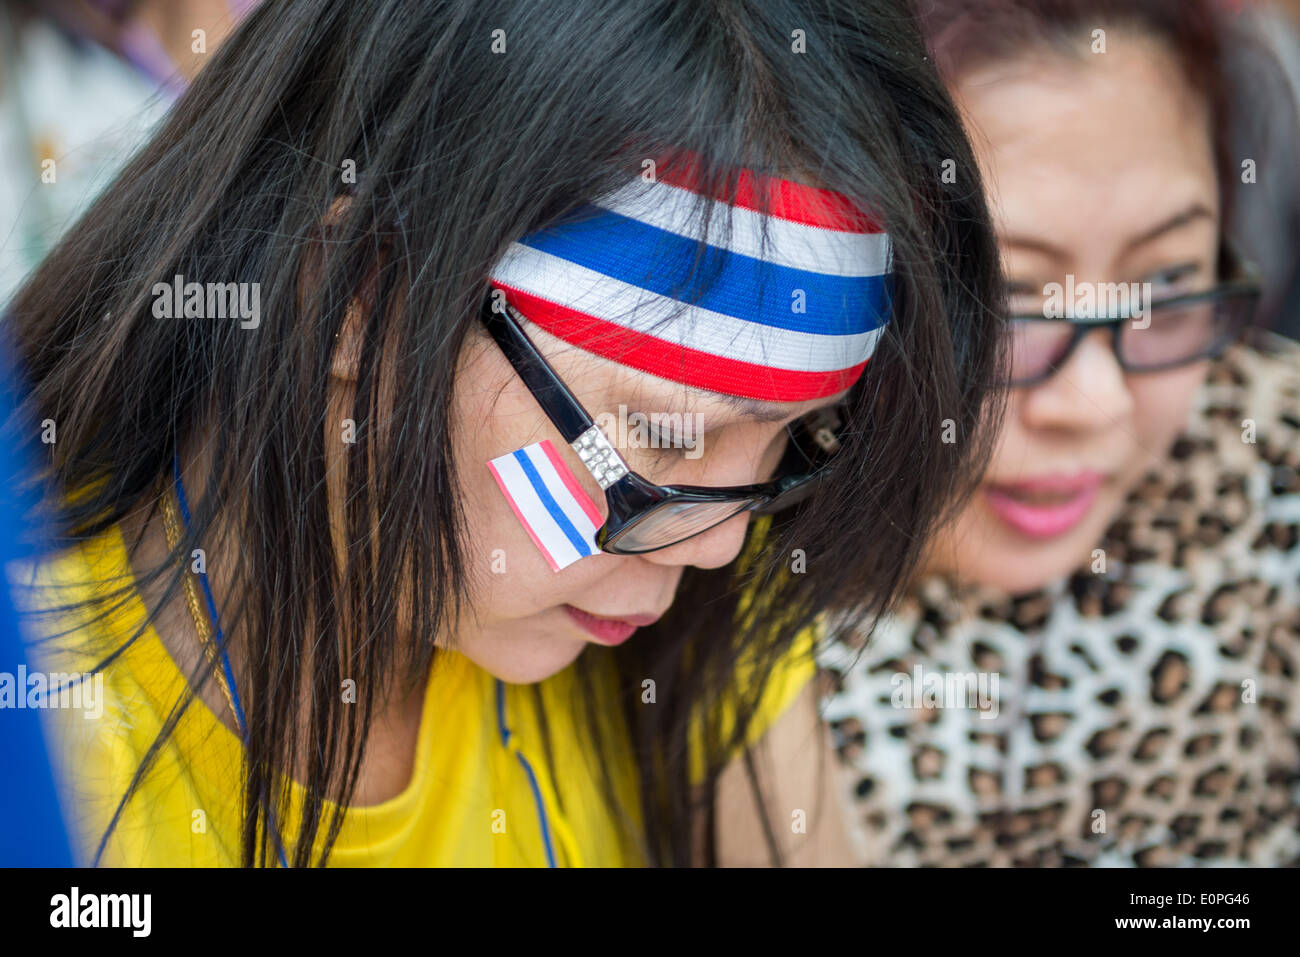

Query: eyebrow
[
  {"left": 715, "top": 394, "right": 791, "bottom": 422},
  {"left": 1000, "top": 202, "right": 1216, "bottom": 262},
  {"left": 625, "top": 385, "right": 850, "bottom": 427},
  {"left": 622, "top": 391, "right": 799, "bottom": 427},
  {"left": 1119, "top": 203, "right": 1215, "bottom": 257}
]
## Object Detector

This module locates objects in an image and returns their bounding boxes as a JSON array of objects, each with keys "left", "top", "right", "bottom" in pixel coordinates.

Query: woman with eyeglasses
[
  {"left": 819, "top": 0, "right": 1300, "bottom": 867},
  {"left": 5, "top": 0, "right": 1005, "bottom": 866}
]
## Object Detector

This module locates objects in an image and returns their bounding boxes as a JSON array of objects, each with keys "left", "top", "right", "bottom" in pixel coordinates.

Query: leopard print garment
[{"left": 817, "top": 337, "right": 1300, "bottom": 866}]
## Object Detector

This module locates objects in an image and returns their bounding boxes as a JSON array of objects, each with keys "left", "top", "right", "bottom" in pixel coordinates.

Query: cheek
[
  {"left": 448, "top": 340, "right": 561, "bottom": 608},
  {"left": 447, "top": 338, "right": 624, "bottom": 621},
  {"left": 1127, "top": 362, "right": 1208, "bottom": 457},
  {"left": 980, "top": 391, "right": 1063, "bottom": 480}
]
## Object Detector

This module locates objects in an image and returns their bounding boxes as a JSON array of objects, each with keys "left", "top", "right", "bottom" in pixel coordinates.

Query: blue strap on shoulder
[
  {"left": 495, "top": 679, "right": 559, "bottom": 867},
  {"left": 172, "top": 454, "right": 289, "bottom": 868}
]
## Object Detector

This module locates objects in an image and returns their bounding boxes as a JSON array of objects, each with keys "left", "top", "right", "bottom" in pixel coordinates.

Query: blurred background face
[{"left": 924, "top": 32, "right": 1222, "bottom": 594}]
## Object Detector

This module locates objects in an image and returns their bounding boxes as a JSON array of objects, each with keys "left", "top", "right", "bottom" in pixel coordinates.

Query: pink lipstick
[
  {"left": 983, "top": 471, "right": 1104, "bottom": 539},
  {"left": 563, "top": 605, "right": 658, "bottom": 646}
]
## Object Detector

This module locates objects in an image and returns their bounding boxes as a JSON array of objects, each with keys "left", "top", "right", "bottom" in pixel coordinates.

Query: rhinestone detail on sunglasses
[{"left": 572, "top": 426, "right": 629, "bottom": 490}]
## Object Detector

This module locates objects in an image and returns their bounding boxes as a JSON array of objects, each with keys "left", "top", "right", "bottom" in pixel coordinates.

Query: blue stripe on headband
[{"left": 517, "top": 206, "right": 890, "bottom": 337}]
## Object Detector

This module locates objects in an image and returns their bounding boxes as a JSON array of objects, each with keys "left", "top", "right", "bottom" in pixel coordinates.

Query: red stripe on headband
[
  {"left": 501, "top": 287, "right": 867, "bottom": 402},
  {"left": 654, "top": 151, "right": 883, "bottom": 235}
]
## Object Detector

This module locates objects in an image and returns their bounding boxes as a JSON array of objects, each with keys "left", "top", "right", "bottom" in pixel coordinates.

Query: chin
[
  {"left": 982, "top": 548, "right": 1087, "bottom": 596},
  {"left": 460, "top": 621, "right": 590, "bottom": 685},
  {"left": 961, "top": 497, "right": 1123, "bottom": 596}
]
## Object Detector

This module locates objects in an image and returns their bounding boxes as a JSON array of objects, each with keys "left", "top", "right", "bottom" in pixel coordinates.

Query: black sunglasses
[
  {"left": 1006, "top": 242, "right": 1262, "bottom": 388},
  {"left": 480, "top": 294, "right": 847, "bottom": 554}
]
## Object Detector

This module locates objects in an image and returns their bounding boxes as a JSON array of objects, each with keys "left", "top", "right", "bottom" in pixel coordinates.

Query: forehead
[{"left": 955, "top": 37, "right": 1219, "bottom": 250}]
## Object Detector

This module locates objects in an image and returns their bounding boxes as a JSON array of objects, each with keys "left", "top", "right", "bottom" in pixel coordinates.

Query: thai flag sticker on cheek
[{"left": 487, "top": 439, "right": 605, "bottom": 571}]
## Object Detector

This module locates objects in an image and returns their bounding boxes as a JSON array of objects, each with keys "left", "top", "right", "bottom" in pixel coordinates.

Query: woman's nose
[{"left": 1020, "top": 327, "right": 1135, "bottom": 430}]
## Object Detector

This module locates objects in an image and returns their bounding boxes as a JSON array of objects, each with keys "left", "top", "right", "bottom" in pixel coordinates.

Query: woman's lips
[
  {"left": 563, "top": 605, "right": 659, "bottom": 646},
  {"left": 983, "top": 471, "right": 1105, "bottom": 539}
]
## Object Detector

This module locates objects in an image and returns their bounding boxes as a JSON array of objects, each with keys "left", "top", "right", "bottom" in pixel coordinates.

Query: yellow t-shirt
[{"left": 18, "top": 522, "right": 814, "bottom": 867}]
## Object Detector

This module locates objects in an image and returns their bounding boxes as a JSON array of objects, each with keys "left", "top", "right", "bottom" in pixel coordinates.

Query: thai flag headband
[{"left": 487, "top": 164, "right": 893, "bottom": 402}]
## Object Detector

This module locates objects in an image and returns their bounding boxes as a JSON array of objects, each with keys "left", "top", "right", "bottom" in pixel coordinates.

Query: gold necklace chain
[{"left": 158, "top": 473, "right": 239, "bottom": 724}]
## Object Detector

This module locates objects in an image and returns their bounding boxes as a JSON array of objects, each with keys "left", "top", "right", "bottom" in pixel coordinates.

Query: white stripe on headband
[{"left": 592, "top": 178, "right": 893, "bottom": 278}]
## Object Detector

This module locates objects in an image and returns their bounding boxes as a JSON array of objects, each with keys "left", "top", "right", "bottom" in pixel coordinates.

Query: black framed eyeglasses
[
  {"left": 1007, "top": 242, "right": 1262, "bottom": 388},
  {"left": 480, "top": 294, "right": 847, "bottom": 554}
]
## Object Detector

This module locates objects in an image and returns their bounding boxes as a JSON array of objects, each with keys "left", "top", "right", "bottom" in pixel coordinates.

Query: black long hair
[{"left": 9, "top": 0, "right": 1005, "bottom": 866}]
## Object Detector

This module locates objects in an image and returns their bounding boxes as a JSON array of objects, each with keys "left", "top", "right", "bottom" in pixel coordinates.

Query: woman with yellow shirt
[{"left": 6, "top": 0, "right": 1006, "bottom": 866}]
